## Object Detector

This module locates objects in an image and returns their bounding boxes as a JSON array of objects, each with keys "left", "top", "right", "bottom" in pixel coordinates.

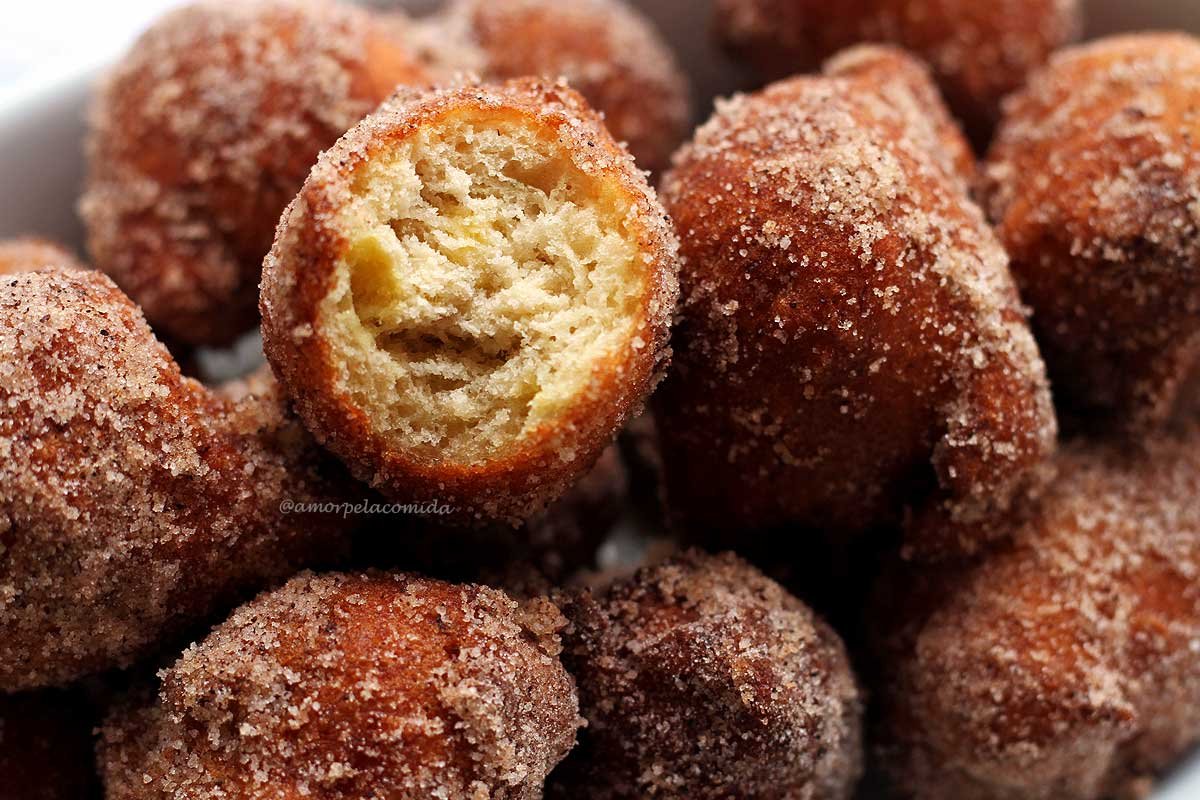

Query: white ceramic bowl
[{"left": 1, "top": 1, "right": 1199, "bottom": 796}]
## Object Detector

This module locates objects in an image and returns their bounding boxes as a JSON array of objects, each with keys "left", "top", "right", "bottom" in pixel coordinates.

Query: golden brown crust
[
  {"left": 79, "top": 0, "right": 428, "bottom": 347},
  {"left": 548, "top": 550, "right": 863, "bottom": 799},
  {"left": 425, "top": 0, "right": 691, "bottom": 173},
  {"left": 715, "top": 0, "right": 1082, "bottom": 139},
  {"left": 99, "top": 571, "right": 581, "bottom": 800},
  {"left": 874, "top": 426, "right": 1200, "bottom": 800},
  {"left": 260, "top": 78, "right": 679, "bottom": 527},
  {"left": 656, "top": 48, "right": 1056, "bottom": 559},
  {"left": 983, "top": 33, "right": 1200, "bottom": 437},
  {"left": 0, "top": 237, "right": 85, "bottom": 275},
  {"left": 0, "top": 271, "right": 352, "bottom": 690},
  {"left": 0, "top": 690, "right": 101, "bottom": 800}
]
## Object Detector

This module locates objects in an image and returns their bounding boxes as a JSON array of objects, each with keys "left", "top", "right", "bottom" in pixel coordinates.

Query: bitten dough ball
[
  {"left": 260, "top": 78, "right": 679, "bottom": 527},
  {"left": 0, "top": 691, "right": 101, "bottom": 800},
  {"left": 0, "top": 270, "right": 351, "bottom": 690},
  {"left": 424, "top": 0, "right": 691, "bottom": 173},
  {"left": 548, "top": 550, "right": 863, "bottom": 799},
  {"left": 656, "top": 46, "right": 1056, "bottom": 558},
  {"left": 715, "top": 0, "right": 1082, "bottom": 138},
  {"left": 79, "top": 0, "right": 429, "bottom": 347},
  {"left": 100, "top": 571, "right": 582, "bottom": 800},
  {"left": 874, "top": 425, "right": 1200, "bottom": 800},
  {"left": 983, "top": 34, "right": 1200, "bottom": 436},
  {"left": 0, "top": 237, "right": 85, "bottom": 275}
]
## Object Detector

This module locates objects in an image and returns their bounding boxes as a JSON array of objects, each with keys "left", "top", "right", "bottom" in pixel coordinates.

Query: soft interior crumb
[{"left": 320, "top": 112, "right": 645, "bottom": 462}]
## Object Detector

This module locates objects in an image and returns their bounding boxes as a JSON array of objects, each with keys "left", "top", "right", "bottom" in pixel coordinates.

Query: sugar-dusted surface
[
  {"left": 100, "top": 571, "right": 581, "bottom": 800},
  {"left": 656, "top": 46, "right": 1056, "bottom": 559},
  {"left": 548, "top": 550, "right": 863, "bottom": 799},
  {"left": 983, "top": 33, "right": 1200, "bottom": 436},
  {"left": 874, "top": 425, "right": 1200, "bottom": 799},
  {"left": 0, "top": 236, "right": 84, "bottom": 275},
  {"left": 79, "top": 0, "right": 427, "bottom": 347},
  {"left": 261, "top": 77, "right": 680, "bottom": 527},
  {"left": 416, "top": 0, "right": 691, "bottom": 173},
  {"left": 714, "top": 0, "right": 1082, "bottom": 138},
  {"left": 0, "top": 271, "right": 351, "bottom": 689}
]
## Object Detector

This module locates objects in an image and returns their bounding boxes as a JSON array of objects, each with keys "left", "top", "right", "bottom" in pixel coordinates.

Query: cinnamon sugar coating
[
  {"left": 0, "top": 237, "right": 85, "bottom": 275},
  {"left": 79, "top": 0, "right": 429, "bottom": 346},
  {"left": 100, "top": 571, "right": 582, "bottom": 800},
  {"left": 422, "top": 0, "right": 691, "bottom": 173},
  {"left": 983, "top": 33, "right": 1200, "bottom": 436},
  {"left": 548, "top": 550, "right": 863, "bottom": 799},
  {"left": 656, "top": 47, "right": 1056, "bottom": 559},
  {"left": 0, "top": 271, "right": 351, "bottom": 690},
  {"left": 715, "top": 0, "right": 1082, "bottom": 139},
  {"left": 874, "top": 425, "right": 1200, "bottom": 800},
  {"left": 1, "top": 690, "right": 101, "bottom": 800},
  {"left": 260, "top": 78, "right": 679, "bottom": 527}
]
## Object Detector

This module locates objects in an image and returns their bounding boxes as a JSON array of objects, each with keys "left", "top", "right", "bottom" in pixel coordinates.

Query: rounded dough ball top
[
  {"left": 100, "top": 571, "right": 582, "bottom": 800},
  {"left": 656, "top": 46, "right": 1056, "bottom": 559}
]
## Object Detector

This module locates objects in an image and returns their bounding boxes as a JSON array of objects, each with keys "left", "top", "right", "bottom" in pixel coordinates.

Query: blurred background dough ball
[
  {"left": 715, "top": 0, "right": 1082, "bottom": 141},
  {"left": 100, "top": 571, "right": 581, "bottom": 800},
  {"left": 416, "top": 0, "right": 691, "bottom": 173},
  {"left": 548, "top": 550, "right": 863, "bottom": 799},
  {"left": 0, "top": 236, "right": 84, "bottom": 275},
  {"left": 873, "top": 425, "right": 1200, "bottom": 800},
  {"left": 79, "top": 0, "right": 429, "bottom": 347},
  {"left": 983, "top": 33, "right": 1200, "bottom": 437}
]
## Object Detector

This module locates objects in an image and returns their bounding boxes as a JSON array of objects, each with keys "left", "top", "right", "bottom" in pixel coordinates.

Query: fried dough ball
[
  {"left": 79, "top": 0, "right": 429, "bottom": 347},
  {"left": 260, "top": 78, "right": 679, "bottom": 527},
  {"left": 1, "top": 690, "right": 101, "bottom": 800},
  {"left": 656, "top": 47, "right": 1056, "bottom": 558},
  {"left": 0, "top": 237, "right": 85, "bottom": 275},
  {"left": 421, "top": 0, "right": 691, "bottom": 173},
  {"left": 874, "top": 425, "right": 1200, "bottom": 800},
  {"left": 715, "top": 0, "right": 1082, "bottom": 139},
  {"left": 547, "top": 550, "right": 863, "bottom": 799},
  {"left": 100, "top": 571, "right": 581, "bottom": 800},
  {"left": 983, "top": 34, "right": 1200, "bottom": 436},
  {"left": 0, "top": 270, "right": 351, "bottom": 690}
]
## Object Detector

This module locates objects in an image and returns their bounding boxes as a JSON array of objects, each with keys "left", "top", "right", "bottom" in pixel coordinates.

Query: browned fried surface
[
  {"left": 548, "top": 550, "right": 862, "bottom": 799},
  {"left": 0, "top": 271, "right": 351, "bottom": 690},
  {"left": 0, "top": 237, "right": 85, "bottom": 275},
  {"left": 874, "top": 427, "right": 1200, "bottom": 799},
  {"left": 656, "top": 47, "right": 1056, "bottom": 559},
  {"left": 716, "top": 0, "right": 1082, "bottom": 138},
  {"left": 425, "top": 0, "right": 691, "bottom": 173},
  {"left": 0, "top": 690, "right": 101, "bottom": 800},
  {"left": 983, "top": 33, "right": 1200, "bottom": 437},
  {"left": 260, "top": 78, "right": 679, "bottom": 528},
  {"left": 79, "top": 0, "right": 428, "bottom": 346},
  {"left": 100, "top": 571, "right": 581, "bottom": 800}
]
